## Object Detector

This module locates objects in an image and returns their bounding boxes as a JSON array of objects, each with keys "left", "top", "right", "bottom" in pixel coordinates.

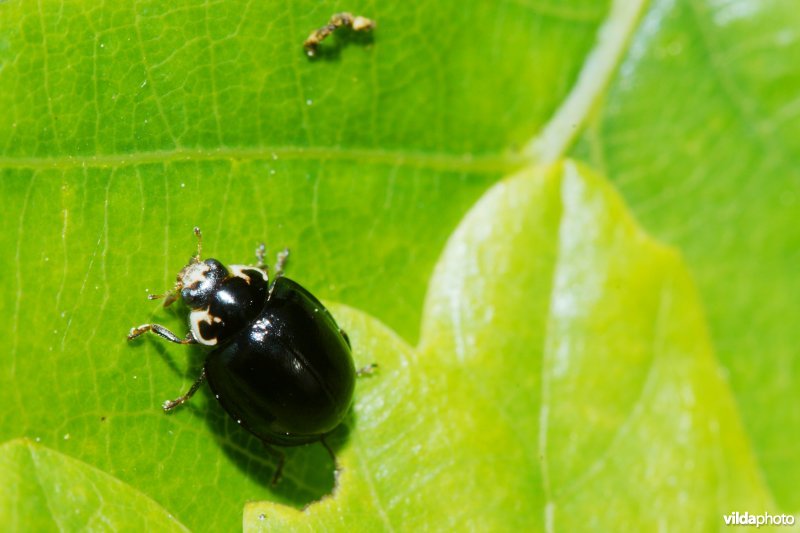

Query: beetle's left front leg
[
  {"left": 162, "top": 369, "right": 207, "bottom": 411},
  {"left": 127, "top": 324, "right": 198, "bottom": 345}
]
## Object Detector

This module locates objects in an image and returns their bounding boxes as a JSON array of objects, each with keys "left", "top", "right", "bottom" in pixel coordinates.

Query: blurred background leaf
[
  {"left": 0, "top": 439, "right": 187, "bottom": 531},
  {"left": 571, "top": 0, "right": 800, "bottom": 512},
  {"left": 0, "top": 0, "right": 796, "bottom": 530}
]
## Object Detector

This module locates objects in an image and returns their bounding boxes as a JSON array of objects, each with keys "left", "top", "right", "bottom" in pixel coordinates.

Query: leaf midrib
[{"left": 0, "top": 146, "right": 526, "bottom": 173}]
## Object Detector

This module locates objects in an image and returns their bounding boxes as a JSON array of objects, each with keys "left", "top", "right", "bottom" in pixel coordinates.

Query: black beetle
[{"left": 127, "top": 228, "right": 372, "bottom": 482}]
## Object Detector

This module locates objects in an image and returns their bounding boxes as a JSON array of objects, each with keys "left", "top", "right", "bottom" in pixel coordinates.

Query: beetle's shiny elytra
[{"left": 127, "top": 228, "right": 358, "bottom": 482}]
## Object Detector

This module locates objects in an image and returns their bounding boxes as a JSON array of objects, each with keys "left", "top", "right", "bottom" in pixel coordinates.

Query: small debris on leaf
[{"left": 304, "top": 12, "right": 376, "bottom": 57}]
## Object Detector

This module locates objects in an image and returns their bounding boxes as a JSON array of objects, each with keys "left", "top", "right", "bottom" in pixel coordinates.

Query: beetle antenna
[
  {"left": 147, "top": 283, "right": 181, "bottom": 307},
  {"left": 192, "top": 226, "right": 203, "bottom": 263}
]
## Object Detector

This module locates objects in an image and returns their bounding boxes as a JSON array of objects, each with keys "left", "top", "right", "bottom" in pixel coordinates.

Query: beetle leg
[
  {"left": 268, "top": 247, "right": 290, "bottom": 299},
  {"left": 261, "top": 442, "right": 286, "bottom": 486},
  {"left": 356, "top": 363, "right": 378, "bottom": 377},
  {"left": 320, "top": 437, "right": 340, "bottom": 477},
  {"left": 339, "top": 328, "right": 351, "bottom": 347},
  {"left": 274, "top": 248, "right": 290, "bottom": 278},
  {"left": 127, "top": 324, "right": 198, "bottom": 345},
  {"left": 162, "top": 368, "right": 207, "bottom": 411},
  {"left": 255, "top": 242, "right": 267, "bottom": 269}
]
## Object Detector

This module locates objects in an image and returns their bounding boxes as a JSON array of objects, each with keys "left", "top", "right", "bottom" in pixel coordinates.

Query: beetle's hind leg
[
  {"left": 261, "top": 442, "right": 286, "bottom": 486},
  {"left": 320, "top": 437, "right": 342, "bottom": 485},
  {"left": 162, "top": 368, "right": 207, "bottom": 411}
]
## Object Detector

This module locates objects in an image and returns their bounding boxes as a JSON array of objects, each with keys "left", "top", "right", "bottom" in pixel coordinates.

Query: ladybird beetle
[{"left": 128, "top": 228, "right": 372, "bottom": 482}]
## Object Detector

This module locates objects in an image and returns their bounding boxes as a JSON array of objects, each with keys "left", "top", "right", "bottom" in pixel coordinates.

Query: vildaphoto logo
[{"left": 723, "top": 511, "right": 795, "bottom": 527}]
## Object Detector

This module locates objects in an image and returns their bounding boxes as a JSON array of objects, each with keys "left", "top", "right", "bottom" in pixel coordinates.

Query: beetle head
[{"left": 175, "top": 258, "right": 228, "bottom": 309}]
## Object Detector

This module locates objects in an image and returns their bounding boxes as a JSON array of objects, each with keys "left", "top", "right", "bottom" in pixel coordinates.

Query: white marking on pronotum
[
  {"left": 190, "top": 307, "right": 218, "bottom": 346},
  {"left": 229, "top": 264, "right": 268, "bottom": 285},
  {"left": 180, "top": 261, "right": 211, "bottom": 288}
]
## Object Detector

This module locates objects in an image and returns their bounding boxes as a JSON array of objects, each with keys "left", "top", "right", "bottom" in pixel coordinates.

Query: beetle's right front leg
[{"left": 127, "top": 324, "right": 198, "bottom": 345}]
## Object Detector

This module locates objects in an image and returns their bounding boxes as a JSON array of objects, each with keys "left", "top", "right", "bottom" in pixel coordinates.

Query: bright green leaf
[
  {"left": 245, "top": 163, "right": 772, "bottom": 530},
  {"left": 571, "top": 0, "right": 800, "bottom": 510}
]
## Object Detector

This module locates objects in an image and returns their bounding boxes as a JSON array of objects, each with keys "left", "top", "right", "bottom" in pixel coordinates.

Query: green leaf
[
  {"left": 570, "top": 0, "right": 800, "bottom": 510},
  {"left": 0, "top": 1, "right": 604, "bottom": 529},
  {"left": 0, "top": 0, "right": 794, "bottom": 530},
  {"left": 0, "top": 439, "right": 188, "bottom": 531},
  {"left": 246, "top": 163, "right": 771, "bottom": 530}
]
